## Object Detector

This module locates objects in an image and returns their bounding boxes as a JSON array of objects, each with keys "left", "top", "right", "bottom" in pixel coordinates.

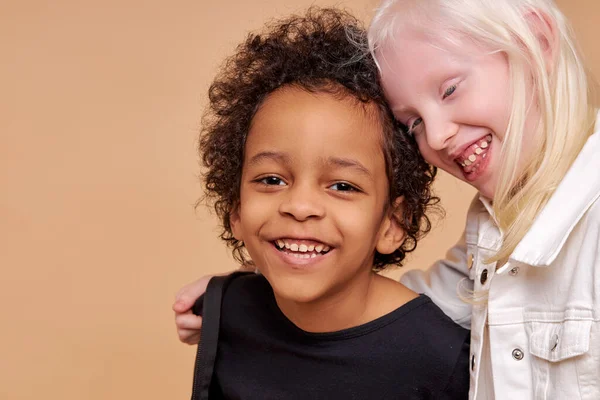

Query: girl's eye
[
  {"left": 443, "top": 84, "right": 457, "bottom": 99},
  {"left": 258, "top": 176, "right": 285, "bottom": 186},
  {"left": 407, "top": 117, "right": 423, "bottom": 135},
  {"left": 329, "top": 182, "right": 358, "bottom": 192}
]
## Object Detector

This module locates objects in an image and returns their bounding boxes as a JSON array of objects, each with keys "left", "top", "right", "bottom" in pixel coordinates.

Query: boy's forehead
[
  {"left": 245, "top": 86, "right": 387, "bottom": 160},
  {"left": 254, "top": 85, "right": 383, "bottom": 127}
]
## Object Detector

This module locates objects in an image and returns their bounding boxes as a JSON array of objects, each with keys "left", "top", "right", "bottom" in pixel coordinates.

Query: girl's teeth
[
  {"left": 310, "top": 253, "right": 316, "bottom": 258},
  {"left": 323, "top": 246, "right": 330, "bottom": 252},
  {"left": 299, "top": 244, "right": 308, "bottom": 252},
  {"left": 315, "top": 244, "right": 323, "bottom": 252},
  {"left": 308, "top": 245, "right": 315, "bottom": 252},
  {"left": 276, "top": 240, "right": 285, "bottom": 248},
  {"left": 290, "top": 243, "right": 299, "bottom": 251},
  {"left": 284, "top": 242, "right": 290, "bottom": 249},
  {"left": 459, "top": 135, "right": 492, "bottom": 170}
]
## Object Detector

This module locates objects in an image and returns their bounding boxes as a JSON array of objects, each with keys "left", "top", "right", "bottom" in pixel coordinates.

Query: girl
[
  {"left": 176, "top": 1, "right": 600, "bottom": 398},
  {"left": 368, "top": 0, "right": 599, "bottom": 399},
  {"left": 186, "top": 8, "right": 469, "bottom": 399}
]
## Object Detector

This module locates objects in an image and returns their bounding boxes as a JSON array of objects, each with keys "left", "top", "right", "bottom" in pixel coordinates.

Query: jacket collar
[{"left": 509, "top": 113, "right": 600, "bottom": 267}]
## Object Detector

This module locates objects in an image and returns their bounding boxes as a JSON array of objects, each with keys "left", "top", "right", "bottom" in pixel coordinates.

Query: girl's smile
[
  {"left": 453, "top": 134, "right": 493, "bottom": 181},
  {"left": 378, "top": 29, "right": 539, "bottom": 200}
]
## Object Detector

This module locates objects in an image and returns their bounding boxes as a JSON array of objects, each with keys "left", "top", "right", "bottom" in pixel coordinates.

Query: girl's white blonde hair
[{"left": 369, "top": 0, "right": 597, "bottom": 264}]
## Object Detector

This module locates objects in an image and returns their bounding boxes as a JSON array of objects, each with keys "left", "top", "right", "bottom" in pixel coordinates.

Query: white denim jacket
[{"left": 402, "top": 115, "right": 600, "bottom": 399}]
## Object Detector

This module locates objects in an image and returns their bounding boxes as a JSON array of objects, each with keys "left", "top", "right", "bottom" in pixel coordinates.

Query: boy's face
[
  {"left": 378, "top": 28, "right": 539, "bottom": 200},
  {"left": 231, "top": 86, "right": 402, "bottom": 307}
]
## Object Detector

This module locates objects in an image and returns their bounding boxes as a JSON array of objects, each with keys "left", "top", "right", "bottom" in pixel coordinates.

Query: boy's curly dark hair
[{"left": 199, "top": 7, "right": 439, "bottom": 270}]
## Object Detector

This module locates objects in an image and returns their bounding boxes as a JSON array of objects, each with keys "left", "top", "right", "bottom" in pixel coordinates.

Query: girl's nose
[
  {"left": 424, "top": 118, "right": 458, "bottom": 151},
  {"left": 278, "top": 183, "right": 325, "bottom": 221}
]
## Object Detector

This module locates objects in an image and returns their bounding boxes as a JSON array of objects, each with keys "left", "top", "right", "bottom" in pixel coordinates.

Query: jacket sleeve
[{"left": 400, "top": 231, "right": 473, "bottom": 329}]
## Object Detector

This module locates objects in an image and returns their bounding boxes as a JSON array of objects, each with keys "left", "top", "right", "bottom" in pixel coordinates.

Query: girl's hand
[
  {"left": 173, "top": 267, "right": 252, "bottom": 344},
  {"left": 173, "top": 275, "right": 214, "bottom": 345}
]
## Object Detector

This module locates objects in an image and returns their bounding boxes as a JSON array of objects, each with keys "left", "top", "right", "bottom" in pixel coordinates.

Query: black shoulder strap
[{"left": 190, "top": 271, "right": 252, "bottom": 400}]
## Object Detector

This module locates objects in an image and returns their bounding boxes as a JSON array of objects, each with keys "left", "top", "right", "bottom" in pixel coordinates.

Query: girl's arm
[
  {"left": 173, "top": 269, "right": 243, "bottom": 344},
  {"left": 173, "top": 274, "right": 214, "bottom": 344},
  {"left": 174, "top": 236, "right": 474, "bottom": 344},
  {"left": 400, "top": 233, "right": 473, "bottom": 329}
]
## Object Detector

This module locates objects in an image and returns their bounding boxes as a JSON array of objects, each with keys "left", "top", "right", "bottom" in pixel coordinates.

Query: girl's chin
[
  {"left": 474, "top": 177, "right": 497, "bottom": 200},
  {"left": 477, "top": 187, "right": 495, "bottom": 201},
  {"left": 450, "top": 168, "right": 496, "bottom": 200}
]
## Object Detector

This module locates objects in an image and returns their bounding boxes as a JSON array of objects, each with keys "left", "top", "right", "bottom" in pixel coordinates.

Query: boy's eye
[
  {"left": 259, "top": 176, "right": 286, "bottom": 186},
  {"left": 329, "top": 182, "right": 358, "bottom": 192},
  {"left": 443, "top": 84, "right": 457, "bottom": 99}
]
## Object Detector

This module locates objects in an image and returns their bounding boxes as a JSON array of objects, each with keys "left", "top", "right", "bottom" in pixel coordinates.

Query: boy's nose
[{"left": 279, "top": 184, "right": 325, "bottom": 221}]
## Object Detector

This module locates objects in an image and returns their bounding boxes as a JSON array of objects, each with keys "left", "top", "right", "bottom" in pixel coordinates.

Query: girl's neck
[{"left": 273, "top": 272, "right": 417, "bottom": 333}]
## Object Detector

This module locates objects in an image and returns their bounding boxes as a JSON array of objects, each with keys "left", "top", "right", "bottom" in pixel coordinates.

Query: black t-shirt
[{"left": 206, "top": 273, "right": 470, "bottom": 399}]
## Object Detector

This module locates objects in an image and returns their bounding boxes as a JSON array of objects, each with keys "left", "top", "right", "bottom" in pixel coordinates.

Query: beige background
[{"left": 1, "top": 1, "right": 597, "bottom": 399}]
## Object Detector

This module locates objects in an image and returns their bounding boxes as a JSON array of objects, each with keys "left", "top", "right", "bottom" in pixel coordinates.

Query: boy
[{"left": 189, "top": 8, "right": 469, "bottom": 399}]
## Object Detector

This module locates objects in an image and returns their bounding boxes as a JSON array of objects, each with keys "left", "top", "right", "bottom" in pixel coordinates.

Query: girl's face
[
  {"left": 378, "top": 29, "right": 538, "bottom": 200},
  {"left": 231, "top": 86, "right": 401, "bottom": 311}
]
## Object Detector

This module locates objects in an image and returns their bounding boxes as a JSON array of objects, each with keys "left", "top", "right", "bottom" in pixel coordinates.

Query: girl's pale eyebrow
[
  {"left": 247, "top": 151, "right": 290, "bottom": 167},
  {"left": 325, "top": 157, "right": 372, "bottom": 178},
  {"left": 392, "top": 105, "right": 409, "bottom": 114}
]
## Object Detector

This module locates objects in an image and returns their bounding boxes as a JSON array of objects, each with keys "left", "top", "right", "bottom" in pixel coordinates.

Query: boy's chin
[{"left": 269, "top": 275, "right": 329, "bottom": 305}]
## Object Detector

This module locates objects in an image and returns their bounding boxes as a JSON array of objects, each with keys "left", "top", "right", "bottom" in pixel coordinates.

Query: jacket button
[
  {"left": 480, "top": 269, "right": 488, "bottom": 285},
  {"left": 509, "top": 267, "right": 520, "bottom": 276},
  {"left": 512, "top": 348, "right": 524, "bottom": 360},
  {"left": 467, "top": 254, "right": 474, "bottom": 270},
  {"left": 551, "top": 334, "right": 559, "bottom": 351}
]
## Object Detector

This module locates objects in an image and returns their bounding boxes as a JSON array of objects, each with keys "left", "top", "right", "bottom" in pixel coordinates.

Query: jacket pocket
[
  {"left": 525, "top": 312, "right": 599, "bottom": 400},
  {"left": 527, "top": 318, "right": 591, "bottom": 362}
]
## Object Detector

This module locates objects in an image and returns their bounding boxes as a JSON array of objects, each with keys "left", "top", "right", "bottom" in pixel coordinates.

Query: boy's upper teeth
[{"left": 276, "top": 239, "right": 330, "bottom": 253}]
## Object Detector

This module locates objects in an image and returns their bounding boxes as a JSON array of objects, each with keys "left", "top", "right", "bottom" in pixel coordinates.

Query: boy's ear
[
  {"left": 524, "top": 9, "right": 558, "bottom": 72},
  {"left": 229, "top": 205, "right": 243, "bottom": 242},
  {"left": 376, "top": 197, "right": 406, "bottom": 255}
]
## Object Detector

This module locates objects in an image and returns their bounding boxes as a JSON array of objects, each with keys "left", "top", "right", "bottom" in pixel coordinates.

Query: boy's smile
[
  {"left": 230, "top": 85, "right": 400, "bottom": 326},
  {"left": 273, "top": 238, "right": 331, "bottom": 261}
]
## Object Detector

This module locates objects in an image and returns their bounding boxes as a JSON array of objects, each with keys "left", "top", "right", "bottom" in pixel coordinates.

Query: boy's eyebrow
[
  {"left": 247, "top": 152, "right": 371, "bottom": 177},
  {"left": 247, "top": 151, "right": 290, "bottom": 166},
  {"left": 325, "top": 157, "right": 372, "bottom": 177}
]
